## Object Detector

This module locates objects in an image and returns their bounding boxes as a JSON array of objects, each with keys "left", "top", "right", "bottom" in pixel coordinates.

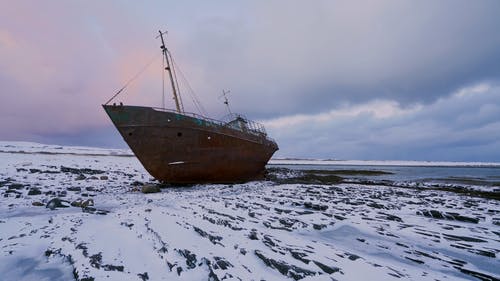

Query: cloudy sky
[{"left": 1, "top": 1, "right": 500, "bottom": 161}]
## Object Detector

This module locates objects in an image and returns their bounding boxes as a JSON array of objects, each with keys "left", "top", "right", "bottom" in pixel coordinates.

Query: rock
[
  {"left": 67, "top": 186, "right": 81, "bottom": 192},
  {"left": 99, "top": 175, "right": 108, "bottom": 180},
  {"left": 46, "top": 198, "right": 70, "bottom": 210},
  {"left": 81, "top": 198, "right": 94, "bottom": 208},
  {"left": 249, "top": 230, "right": 259, "bottom": 240},
  {"left": 82, "top": 207, "right": 109, "bottom": 215},
  {"left": 102, "top": 264, "right": 124, "bottom": 272},
  {"left": 61, "top": 166, "right": 104, "bottom": 175},
  {"left": 76, "top": 174, "right": 86, "bottom": 181},
  {"left": 8, "top": 183, "right": 24, "bottom": 190},
  {"left": 137, "top": 272, "right": 149, "bottom": 281},
  {"left": 177, "top": 249, "right": 197, "bottom": 269},
  {"left": 254, "top": 250, "right": 316, "bottom": 280},
  {"left": 71, "top": 199, "right": 83, "bottom": 207},
  {"left": 304, "top": 202, "right": 328, "bottom": 211},
  {"left": 141, "top": 184, "right": 161, "bottom": 194},
  {"left": 213, "top": 256, "right": 233, "bottom": 270},
  {"left": 27, "top": 188, "right": 42, "bottom": 196},
  {"left": 313, "top": 223, "right": 326, "bottom": 230},
  {"left": 313, "top": 260, "right": 340, "bottom": 274},
  {"left": 32, "top": 201, "right": 44, "bottom": 206},
  {"left": 131, "top": 181, "right": 144, "bottom": 186},
  {"left": 89, "top": 176, "right": 98, "bottom": 180}
]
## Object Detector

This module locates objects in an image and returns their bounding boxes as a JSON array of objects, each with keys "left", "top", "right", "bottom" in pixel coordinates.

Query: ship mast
[{"left": 158, "top": 30, "right": 182, "bottom": 113}]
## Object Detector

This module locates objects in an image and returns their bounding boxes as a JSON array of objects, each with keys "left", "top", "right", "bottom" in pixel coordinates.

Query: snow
[{"left": 0, "top": 141, "right": 498, "bottom": 280}]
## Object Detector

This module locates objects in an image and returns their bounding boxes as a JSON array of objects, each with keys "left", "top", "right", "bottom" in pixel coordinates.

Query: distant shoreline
[{"left": 1, "top": 141, "right": 499, "bottom": 167}]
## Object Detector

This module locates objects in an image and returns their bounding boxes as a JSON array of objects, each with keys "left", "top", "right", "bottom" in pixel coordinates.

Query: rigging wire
[
  {"left": 170, "top": 56, "right": 208, "bottom": 116},
  {"left": 162, "top": 51, "right": 165, "bottom": 109},
  {"left": 168, "top": 50, "right": 185, "bottom": 112},
  {"left": 104, "top": 52, "right": 162, "bottom": 105}
]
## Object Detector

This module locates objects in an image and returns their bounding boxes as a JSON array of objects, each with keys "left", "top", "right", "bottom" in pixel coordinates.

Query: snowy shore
[{"left": 0, "top": 142, "right": 498, "bottom": 280}]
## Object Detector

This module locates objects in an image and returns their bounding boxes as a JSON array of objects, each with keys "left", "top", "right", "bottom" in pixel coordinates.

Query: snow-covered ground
[{"left": 0, "top": 142, "right": 498, "bottom": 280}]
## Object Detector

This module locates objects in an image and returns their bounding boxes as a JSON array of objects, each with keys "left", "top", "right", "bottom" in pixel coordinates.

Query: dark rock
[
  {"left": 457, "top": 267, "right": 498, "bottom": 281},
  {"left": 61, "top": 166, "right": 104, "bottom": 175},
  {"left": 443, "top": 234, "right": 487, "bottom": 243},
  {"left": 380, "top": 213, "right": 403, "bottom": 222},
  {"left": 177, "top": 249, "right": 197, "bottom": 269},
  {"left": 418, "top": 210, "right": 479, "bottom": 224},
  {"left": 46, "top": 198, "right": 70, "bottom": 210},
  {"left": 71, "top": 199, "right": 83, "bottom": 207},
  {"left": 8, "top": 183, "right": 24, "bottom": 190},
  {"left": 102, "top": 264, "right": 124, "bottom": 272},
  {"left": 254, "top": 250, "right": 315, "bottom": 280},
  {"left": 131, "top": 181, "right": 144, "bottom": 186},
  {"left": 290, "top": 251, "right": 310, "bottom": 264},
  {"left": 367, "top": 202, "right": 386, "bottom": 209},
  {"left": 99, "top": 175, "right": 108, "bottom": 180},
  {"left": 89, "top": 253, "right": 102, "bottom": 269},
  {"left": 313, "top": 260, "right": 340, "bottom": 274},
  {"left": 141, "top": 184, "right": 161, "bottom": 194},
  {"left": 193, "top": 226, "right": 223, "bottom": 245},
  {"left": 213, "top": 256, "right": 233, "bottom": 270},
  {"left": 75, "top": 174, "right": 86, "bottom": 181},
  {"left": 32, "top": 201, "right": 44, "bottom": 206},
  {"left": 67, "top": 186, "right": 81, "bottom": 192},
  {"left": 304, "top": 202, "right": 328, "bottom": 211},
  {"left": 334, "top": 215, "right": 346, "bottom": 221},
  {"left": 27, "top": 188, "right": 42, "bottom": 196},
  {"left": 249, "top": 230, "right": 259, "bottom": 240},
  {"left": 445, "top": 212, "right": 480, "bottom": 224},
  {"left": 82, "top": 207, "right": 109, "bottom": 215},
  {"left": 81, "top": 199, "right": 94, "bottom": 208},
  {"left": 137, "top": 272, "right": 149, "bottom": 281},
  {"left": 405, "top": 257, "right": 424, "bottom": 264},
  {"left": 313, "top": 224, "right": 326, "bottom": 230},
  {"left": 348, "top": 254, "right": 361, "bottom": 261}
]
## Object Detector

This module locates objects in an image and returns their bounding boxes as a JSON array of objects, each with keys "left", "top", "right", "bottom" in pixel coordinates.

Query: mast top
[
  {"left": 158, "top": 30, "right": 183, "bottom": 113},
  {"left": 220, "top": 89, "right": 232, "bottom": 115}
]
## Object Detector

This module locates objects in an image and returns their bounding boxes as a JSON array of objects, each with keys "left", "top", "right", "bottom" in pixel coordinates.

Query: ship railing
[
  {"left": 153, "top": 107, "right": 227, "bottom": 127},
  {"left": 153, "top": 107, "right": 267, "bottom": 135},
  {"left": 153, "top": 107, "right": 274, "bottom": 141}
]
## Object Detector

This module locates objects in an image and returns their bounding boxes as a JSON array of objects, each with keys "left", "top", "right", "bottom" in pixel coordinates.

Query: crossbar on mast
[{"left": 158, "top": 30, "right": 182, "bottom": 113}]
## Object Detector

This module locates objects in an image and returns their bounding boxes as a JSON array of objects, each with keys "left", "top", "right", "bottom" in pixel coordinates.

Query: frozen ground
[{"left": 0, "top": 142, "right": 498, "bottom": 281}]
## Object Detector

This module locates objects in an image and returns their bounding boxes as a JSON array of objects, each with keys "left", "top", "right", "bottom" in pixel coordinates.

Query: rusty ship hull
[{"left": 103, "top": 104, "right": 278, "bottom": 183}]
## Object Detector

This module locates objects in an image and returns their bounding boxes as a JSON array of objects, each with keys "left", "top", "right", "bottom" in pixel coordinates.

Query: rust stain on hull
[{"left": 103, "top": 104, "right": 278, "bottom": 183}]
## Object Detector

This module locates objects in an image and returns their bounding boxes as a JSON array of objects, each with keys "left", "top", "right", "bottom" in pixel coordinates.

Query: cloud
[{"left": 263, "top": 82, "right": 500, "bottom": 161}]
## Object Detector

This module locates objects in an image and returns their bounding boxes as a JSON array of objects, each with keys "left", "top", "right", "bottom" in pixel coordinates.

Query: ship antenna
[
  {"left": 219, "top": 89, "right": 232, "bottom": 115},
  {"left": 157, "top": 30, "right": 183, "bottom": 113}
]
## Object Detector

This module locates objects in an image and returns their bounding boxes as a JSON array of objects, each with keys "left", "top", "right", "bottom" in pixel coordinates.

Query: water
[{"left": 269, "top": 164, "right": 500, "bottom": 189}]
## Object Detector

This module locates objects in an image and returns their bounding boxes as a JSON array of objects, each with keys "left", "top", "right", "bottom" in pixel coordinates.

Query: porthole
[
  {"left": 207, "top": 136, "right": 211, "bottom": 140},
  {"left": 177, "top": 132, "right": 182, "bottom": 137},
  {"left": 128, "top": 132, "right": 133, "bottom": 136}
]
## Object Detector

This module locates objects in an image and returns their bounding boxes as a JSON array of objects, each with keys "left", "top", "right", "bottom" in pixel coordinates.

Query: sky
[{"left": 1, "top": 1, "right": 500, "bottom": 161}]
